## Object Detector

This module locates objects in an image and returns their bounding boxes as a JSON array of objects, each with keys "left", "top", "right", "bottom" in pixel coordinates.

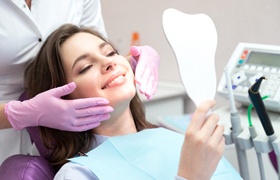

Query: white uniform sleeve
[
  {"left": 54, "top": 162, "right": 99, "bottom": 180},
  {"left": 80, "top": 0, "right": 107, "bottom": 37}
]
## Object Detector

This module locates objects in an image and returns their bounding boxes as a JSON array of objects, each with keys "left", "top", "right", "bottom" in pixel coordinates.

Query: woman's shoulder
[{"left": 54, "top": 162, "right": 98, "bottom": 180}]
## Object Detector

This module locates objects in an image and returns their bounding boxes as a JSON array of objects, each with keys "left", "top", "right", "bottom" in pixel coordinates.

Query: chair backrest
[
  {"left": 0, "top": 91, "right": 55, "bottom": 179},
  {"left": 0, "top": 154, "right": 55, "bottom": 180}
]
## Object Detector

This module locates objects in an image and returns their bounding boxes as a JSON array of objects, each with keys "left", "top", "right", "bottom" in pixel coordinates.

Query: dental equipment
[
  {"left": 224, "top": 66, "right": 250, "bottom": 180},
  {"left": 247, "top": 95, "right": 269, "bottom": 180},
  {"left": 218, "top": 42, "right": 280, "bottom": 113},
  {"left": 248, "top": 77, "right": 280, "bottom": 179},
  {"left": 248, "top": 77, "right": 274, "bottom": 137}
]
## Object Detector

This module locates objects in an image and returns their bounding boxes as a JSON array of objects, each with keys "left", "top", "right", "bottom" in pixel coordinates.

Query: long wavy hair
[{"left": 24, "top": 24, "right": 156, "bottom": 172}]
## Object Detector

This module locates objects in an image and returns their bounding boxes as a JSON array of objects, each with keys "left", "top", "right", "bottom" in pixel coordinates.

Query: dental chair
[{"left": 0, "top": 92, "right": 55, "bottom": 179}]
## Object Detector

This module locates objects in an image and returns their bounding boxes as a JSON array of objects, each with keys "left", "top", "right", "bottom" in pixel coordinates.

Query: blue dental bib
[{"left": 70, "top": 128, "right": 242, "bottom": 180}]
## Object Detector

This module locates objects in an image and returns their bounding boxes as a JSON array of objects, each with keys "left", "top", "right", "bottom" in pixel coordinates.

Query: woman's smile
[{"left": 102, "top": 72, "right": 126, "bottom": 90}]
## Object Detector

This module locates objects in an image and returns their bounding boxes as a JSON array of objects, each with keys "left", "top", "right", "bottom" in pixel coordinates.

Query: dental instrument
[
  {"left": 248, "top": 77, "right": 280, "bottom": 179},
  {"left": 247, "top": 95, "right": 269, "bottom": 180},
  {"left": 248, "top": 77, "right": 274, "bottom": 137},
  {"left": 224, "top": 66, "right": 250, "bottom": 180}
]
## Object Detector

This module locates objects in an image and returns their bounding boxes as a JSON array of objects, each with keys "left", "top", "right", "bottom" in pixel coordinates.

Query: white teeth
[{"left": 104, "top": 76, "right": 123, "bottom": 89}]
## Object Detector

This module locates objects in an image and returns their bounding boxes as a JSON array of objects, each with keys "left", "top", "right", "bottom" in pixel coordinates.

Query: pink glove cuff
[{"left": 5, "top": 101, "right": 27, "bottom": 130}]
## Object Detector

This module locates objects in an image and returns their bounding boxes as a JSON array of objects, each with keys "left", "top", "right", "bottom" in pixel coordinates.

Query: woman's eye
[
  {"left": 79, "top": 65, "right": 93, "bottom": 74},
  {"left": 106, "top": 51, "right": 117, "bottom": 57}
]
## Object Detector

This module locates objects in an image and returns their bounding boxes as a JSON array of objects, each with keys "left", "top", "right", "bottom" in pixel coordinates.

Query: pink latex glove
[
  {"left": 5, "top": 82, "right": 114, "bottom": 131},
  {"left": 130, "top": 45, "right": 160, "bottom": 100}
]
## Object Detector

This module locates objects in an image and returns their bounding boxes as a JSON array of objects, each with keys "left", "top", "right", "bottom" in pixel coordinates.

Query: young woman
[{"left": 24, "top": 24, "right": 240, "bottom": 180}]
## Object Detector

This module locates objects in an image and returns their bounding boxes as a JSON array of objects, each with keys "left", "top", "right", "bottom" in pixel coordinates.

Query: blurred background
[
  {"left": 101, "top": 1, "right": 280, "bottom": 179},
  {"left": 101, "top": 0, "right": 280, "bottom": 111}
]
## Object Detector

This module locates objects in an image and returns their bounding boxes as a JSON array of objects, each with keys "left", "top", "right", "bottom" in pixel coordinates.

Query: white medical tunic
[{"left": 0, "top": 0, "right": 106, "bottom": 164}]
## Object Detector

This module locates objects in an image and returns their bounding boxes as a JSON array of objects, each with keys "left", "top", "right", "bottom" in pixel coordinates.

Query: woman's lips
[{"left": 102, "top": 72, "right": 125, "bottom": 89}]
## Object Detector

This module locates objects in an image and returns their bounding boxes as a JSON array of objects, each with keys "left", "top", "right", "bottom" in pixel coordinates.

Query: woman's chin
[{"left": 107, "top": 88, "right": 136, "bottom": 102}]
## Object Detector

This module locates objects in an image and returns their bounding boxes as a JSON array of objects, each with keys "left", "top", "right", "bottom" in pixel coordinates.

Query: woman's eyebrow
[
  {"left": 99, "top": 42, "right": 110, "bottom": 49},
  {"left": 72, "top": 54, "right": 89, "bottom": 70}
]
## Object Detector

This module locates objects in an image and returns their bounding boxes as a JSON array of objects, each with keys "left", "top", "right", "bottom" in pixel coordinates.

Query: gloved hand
[
  {"left": 5, "top": 82, "right": 114, "bottom": 131},
  {"left": 130, "top": 45, "right": 160, "bottom": 100}
]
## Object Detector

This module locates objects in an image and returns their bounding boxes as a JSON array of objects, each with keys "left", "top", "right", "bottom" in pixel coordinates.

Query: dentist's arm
[
  {"left": 177, "top": 100, "right": 225, "bottom": 180},
  {"left": 0, "top": 104, "right": 11, "bottom": 129},
  {"left": 1, "top": 82, "right": 113, "bottom": 131},
  {"left": 129, "top": 45, "right": 159, "bottom": 100}
]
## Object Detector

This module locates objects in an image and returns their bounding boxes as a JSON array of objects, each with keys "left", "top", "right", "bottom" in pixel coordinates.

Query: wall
[{"left": 101, "top": 0, "right": 280, "bottom": 109}]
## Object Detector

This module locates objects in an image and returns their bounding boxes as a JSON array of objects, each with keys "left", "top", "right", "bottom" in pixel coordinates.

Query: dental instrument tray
[{"left": 218, "top": 42, "right": 280, "bottom": 112}]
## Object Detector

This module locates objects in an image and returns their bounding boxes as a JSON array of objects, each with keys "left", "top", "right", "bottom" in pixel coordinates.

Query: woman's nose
[{"left": 101, "top": 58, "right": 116, "bottom": 73}]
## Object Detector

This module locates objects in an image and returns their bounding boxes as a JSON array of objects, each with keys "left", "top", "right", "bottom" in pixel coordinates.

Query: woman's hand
[
  {"left": 5, "top": 82, "right": 113, "bottom": 131},
  {"left": 130, "top": 45, "right": 159, "bottom": 100},
  {"left": 177, "top": 100, "right": 225, "bottom": 180}
]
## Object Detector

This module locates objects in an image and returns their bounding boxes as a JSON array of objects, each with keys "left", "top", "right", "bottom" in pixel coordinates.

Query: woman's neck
[{"left": 92, "top": 107, "right": 137, "bottom": 137}]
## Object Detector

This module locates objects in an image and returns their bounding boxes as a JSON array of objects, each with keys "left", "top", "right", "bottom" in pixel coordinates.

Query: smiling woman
[
  {"left": 24, "top": 24, "right": 155, "bottom": 171},
  {"left": 24, "top": 24, "right": 239, "bottom": 180}
]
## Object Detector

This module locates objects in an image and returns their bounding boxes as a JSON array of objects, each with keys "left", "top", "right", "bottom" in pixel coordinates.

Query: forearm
[{"left": 0, "top": 103, "right": 12, "bottom": 129}]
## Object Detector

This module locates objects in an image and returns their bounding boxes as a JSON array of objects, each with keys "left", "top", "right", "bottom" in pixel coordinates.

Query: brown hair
[{"left": 24, "top": 24, "right": 156, "bottom": 171}]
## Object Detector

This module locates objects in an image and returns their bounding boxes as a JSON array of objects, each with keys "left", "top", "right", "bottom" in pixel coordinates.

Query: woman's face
[{"left": 60, "top": 32, "right": 136, "bottom": 107}]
